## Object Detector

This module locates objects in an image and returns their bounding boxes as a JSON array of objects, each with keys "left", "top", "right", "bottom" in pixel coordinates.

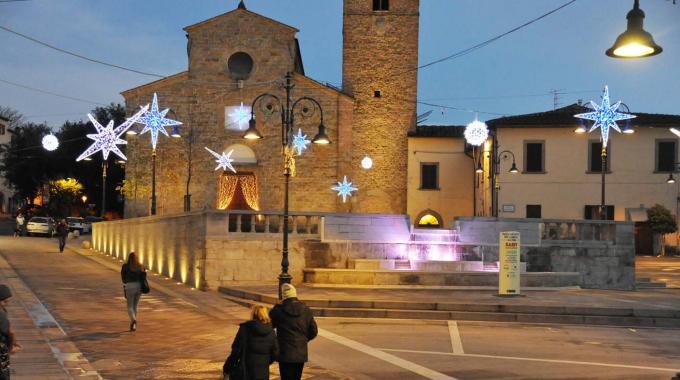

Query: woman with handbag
[
  {"left": 120, "top": 252, "right": 146, "bottom": 332},
  {"left": 0, "top": 285, "right": 22, "bottom": 380},
  {"left": 223, "top": 305, "right": 278, "bottom": 380}
]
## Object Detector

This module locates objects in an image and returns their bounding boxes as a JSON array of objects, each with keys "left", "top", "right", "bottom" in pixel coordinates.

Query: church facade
[{"left": 122, "top": 0, "right": 419, "bottom": 217}]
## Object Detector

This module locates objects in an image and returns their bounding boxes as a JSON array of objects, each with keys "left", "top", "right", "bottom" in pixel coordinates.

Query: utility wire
[
  {"left": 0, "top": 77, "right": 106, "bottom": 105},
  {"left": 0, "top": 25, "right": 165, "bottom": 78},
  {"left": 0, "top": 0, "right": 31, "bottom": 2}
]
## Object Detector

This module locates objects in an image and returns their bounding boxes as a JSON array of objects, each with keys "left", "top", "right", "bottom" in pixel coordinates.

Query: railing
[
  {"left": 225, "top": 210, "right": 324, "bottom": 236},
  {"left": 540, "top": 219, "right": 617, "bottom": 243}
]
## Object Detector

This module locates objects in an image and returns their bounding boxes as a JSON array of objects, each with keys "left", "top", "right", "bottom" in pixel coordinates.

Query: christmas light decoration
[
  {"left": 574, "top": 86, "right": 636, "bottom": 147},
  {"left": 136, "top": 93, "right": 182, "bottom": 150},
  {"left": 42, "top": 134, "right": 59, "bottom": 151},
  {"left": 464, "top": 119, "right": 489, "bottom": 146},
  {"left": 331, "top": 176, "right": 358, "bottom": 203},
  {"left": 76, "top": 106, "right": 148, "bottom": 162},
  {"left": 227, "top": 102, "right": 251, "bottom": 131},
  {"left": 292, "top": 128, "right": 311, "bottom": 155},
  {"left": 205, "top": 147, "right": 237, "bottom": 173},
  {"left": 361, "top": 155, "right": 373, "bottom": 170}
]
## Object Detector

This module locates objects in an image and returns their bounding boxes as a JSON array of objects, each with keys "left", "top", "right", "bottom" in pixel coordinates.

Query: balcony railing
[{"left": 225, "top": 210, "right": 323, "bottom": 236}]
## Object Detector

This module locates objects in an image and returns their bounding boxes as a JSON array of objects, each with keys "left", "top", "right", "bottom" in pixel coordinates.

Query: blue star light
[
  {"left": 292, "top": 129, "right": 311, "bottom": 156},
  {"left": 76, "top": 105, "right": 148, "bottom": 162},
  {"left": 228, "top": 102, "right": 251, "bottom": 131},
  {"left": 331, "top": 176, "right": 358, "bottom": 203},
  {"left": 136, "top": 93, "right": 182, "bottom": 150},
  {"left": 205, "top": 147, "right": 237, "bottom": 173},
  {"left": 574, "top": 86, "right": 636, "bottom": 148}
]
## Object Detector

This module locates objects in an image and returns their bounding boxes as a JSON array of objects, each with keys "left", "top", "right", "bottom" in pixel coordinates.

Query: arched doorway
[
  {"left": 415, "top": 209, "right": 443, "bottom": 228},
  {"left": 216, "top": 172, "right": 259, "bottom": 211}
]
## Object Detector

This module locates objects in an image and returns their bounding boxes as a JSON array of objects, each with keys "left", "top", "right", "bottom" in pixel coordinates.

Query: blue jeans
[{"left": 124, "top": 282, "right": 141, "bottom": 322}]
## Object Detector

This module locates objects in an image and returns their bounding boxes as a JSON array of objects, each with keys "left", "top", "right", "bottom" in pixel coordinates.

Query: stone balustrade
[
  {"left": 539, "top": 219, "right": 617, "bottom": 243},
  {"left": 225, "top": 210, "right": 323, "bottom": 236}
]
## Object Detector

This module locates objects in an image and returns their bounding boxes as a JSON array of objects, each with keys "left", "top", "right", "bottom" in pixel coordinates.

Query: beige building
[
  {"left": 122, "top": 0, "right": 419, "bottom": 217},
  {"left": 0, "top": 115, "right": 14, "bottom": 214}
]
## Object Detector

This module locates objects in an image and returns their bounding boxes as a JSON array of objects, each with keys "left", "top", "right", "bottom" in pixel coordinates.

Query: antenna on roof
[
  {"left": 550, "top": 89, "right": 564, "bottom": 110},
  {"left": 417, "top": 110, "right": 433, "bottom": 125},
  {"left": 237, "top": 0, "right": 246, "bottom": 10}
]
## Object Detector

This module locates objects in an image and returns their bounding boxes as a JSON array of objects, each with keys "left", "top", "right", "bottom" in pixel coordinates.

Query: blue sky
[{"left": 0, "top": 0, "right": 678, "bottom": 128}]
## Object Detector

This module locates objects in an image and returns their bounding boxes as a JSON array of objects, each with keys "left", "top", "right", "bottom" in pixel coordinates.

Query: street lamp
[
  {"left": 245, "top": 72, "right": 330, "bottom": 299},
  {"left": 606, "top": 0, "right": 663, "bottom": 59},
  {"left": 492, "top": 149, "right": 519, "bottom": 216}
]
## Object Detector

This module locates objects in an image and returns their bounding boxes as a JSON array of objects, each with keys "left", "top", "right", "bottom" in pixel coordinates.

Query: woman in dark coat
[
  {"left": 120, "top": 252, "right": 145, "bottom": 332},
  {"left": 224, "top": 305, "right": 279, "bottom": 380}
]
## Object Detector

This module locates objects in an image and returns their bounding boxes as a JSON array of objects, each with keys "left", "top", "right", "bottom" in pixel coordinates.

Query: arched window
[
  {"left": 224, "top": 143, "right": 257, "bottom": 165},
  {"left": 416, "top": 210, "right": 443, "bottom": 228}
]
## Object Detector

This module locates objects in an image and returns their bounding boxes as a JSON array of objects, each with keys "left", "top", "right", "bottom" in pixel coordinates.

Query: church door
[{"left": 216, "top": 172, "right": 259, "bottom": 211}]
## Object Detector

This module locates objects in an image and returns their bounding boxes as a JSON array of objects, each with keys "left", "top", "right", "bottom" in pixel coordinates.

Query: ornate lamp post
[
  {"left": 492, "top": 149, "right": 519, "bottom": 217},
  {"left": 243, "top": 72, "right": 330, "bottom": 299}
]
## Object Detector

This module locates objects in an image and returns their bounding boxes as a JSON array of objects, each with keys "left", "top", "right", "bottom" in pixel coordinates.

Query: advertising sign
[{"left": 499, "top": 231, "right": 521, "bottom": 296}]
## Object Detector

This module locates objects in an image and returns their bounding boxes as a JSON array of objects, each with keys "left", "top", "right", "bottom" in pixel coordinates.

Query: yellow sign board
[{"left": 499, "top": 231, "right": 521, "bottom": 296}]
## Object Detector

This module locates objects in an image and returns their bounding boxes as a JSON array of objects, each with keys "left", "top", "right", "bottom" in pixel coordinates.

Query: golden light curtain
[
  {"left": 239, "top": 175, "right": 260, "bottom": 211},
  {"left": 216, "top": 175, "right": 239, "bottom": 210}
]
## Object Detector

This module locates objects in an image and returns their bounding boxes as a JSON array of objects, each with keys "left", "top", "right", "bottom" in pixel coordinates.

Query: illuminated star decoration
[
  {"left": 292, "top": 129, "right": 311, "bottom": 155},
  {"left": 42, "top": 134, "right": 59, "bottom": 151},
  {"left": 228, "top": 102, "right": 251, "bottom": 130},
  {"left": 574, "top": 86, "right": 636, "bottom": 148},
  {"left": 76, "top": 105, "right": 148, "bottom": 162},
  {"left": 464, "top": 119, "right": 489, "bottom": 146},
  {"left": 136, "top": 93, "right": 182, "bottom": 150},
  {"left": 331, "top": 176, "right": 358, "bottom": 203},
  {"left": 205, "top": 147, "right": 237, "bottom": 173}
]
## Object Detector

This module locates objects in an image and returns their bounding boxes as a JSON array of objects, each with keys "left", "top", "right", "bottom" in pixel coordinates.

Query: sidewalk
[{"left": 0, "top": 236, "right": 353, "bottom": 379}]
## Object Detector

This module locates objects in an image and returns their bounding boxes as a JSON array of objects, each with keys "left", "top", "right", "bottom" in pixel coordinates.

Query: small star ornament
[
  {"left": 574, "top": 86, "right": 636, "bottom": 148},
  {"left": 228, "top": 102, "right": 251, "bottom": 130},
  {"left": 76, "top": 105, "right": 148, "bottom": 162},
  {"left": 331, "top": 176, "right": 358, "bottom": 203},
  {"left": 137, "top": 93, "right": 182, "bottom": 150},
  {"left": 205, "top": 147, "right": 237, "bottom": 173},
  {"left": 292, "top": 129, "right": 311, "bottom": 155}
]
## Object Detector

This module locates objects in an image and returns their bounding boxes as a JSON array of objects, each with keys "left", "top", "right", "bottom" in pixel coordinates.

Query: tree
[
  {"left": 647, "top": 204, "right": 677, "bottom": 256},
  {"left": 47, "top": 178, "right": 84, "bottom": 217},
  {"left": 0, "top": 106, "right": 26, "bottom": 128}
]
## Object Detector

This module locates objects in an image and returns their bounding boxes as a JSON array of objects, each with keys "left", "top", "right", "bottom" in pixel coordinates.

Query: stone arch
[
  {"left": 224, "top": 143, "right": 257, "bottom": 165},
  {"left": 415, "top": 209, "right": 443, "bottom": 228}
]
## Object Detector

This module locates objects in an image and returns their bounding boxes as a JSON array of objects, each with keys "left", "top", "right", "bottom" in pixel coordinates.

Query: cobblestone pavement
[{"left": 0, "top": 236, "right": 352, "bottom": 380}]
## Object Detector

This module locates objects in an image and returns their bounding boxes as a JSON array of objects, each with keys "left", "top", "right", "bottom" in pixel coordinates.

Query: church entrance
[{"left": 216, "top": 172, "right": 259, "bottom": 211}]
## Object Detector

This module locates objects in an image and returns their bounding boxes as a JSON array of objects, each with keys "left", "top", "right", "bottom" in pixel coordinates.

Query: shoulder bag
[
  {"left": 140, "top": 271, "right": 150, "bottom": 294},
  {"left": 225, "top": 327, "right": 248, "bottom": 380}
]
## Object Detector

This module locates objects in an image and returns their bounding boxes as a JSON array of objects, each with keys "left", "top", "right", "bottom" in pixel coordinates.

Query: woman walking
[
  {"left": 223, "top": 305, "right": 278, "bottom": 380},
  {"left": 120, "top": 252, "right": 145, "bottom": 332},
  {"left": 0, "top": 285, "right": 22, "bottom": 380}
]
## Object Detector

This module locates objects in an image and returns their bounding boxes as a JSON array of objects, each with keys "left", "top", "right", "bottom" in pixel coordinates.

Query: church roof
[
  {"left": 408, "top": 125, "right": 466, "bottom": 138},
  {"left": 0, "top": 115, "right": 9, "bottom": 122},
  {"left": 183, "top": 3, "right": 298, "bottom": 34},
  {"left": 487, "top": 103, "right": 680, "bottom": 128},
  {"left": 120, "top": 71, "right": 188, "bottom": 98}
]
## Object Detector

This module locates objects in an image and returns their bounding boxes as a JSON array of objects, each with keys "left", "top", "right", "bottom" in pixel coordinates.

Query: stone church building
[{"left": 122, "top": 0, "right": 419, "bottom": 217}]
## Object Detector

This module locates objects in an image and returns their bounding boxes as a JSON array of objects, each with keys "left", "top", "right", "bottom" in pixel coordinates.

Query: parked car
[
  {"left": 66, "top": 217, "right": 91, "bottom": 234},
  {"left": 83, "top": 216, "right": 105, "bottom": 233},
  {"left": 26, "top": 217, "right": 55, "bottom": 237}
]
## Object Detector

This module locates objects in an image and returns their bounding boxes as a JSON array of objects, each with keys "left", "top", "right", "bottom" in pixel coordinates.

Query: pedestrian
[
  {"left": 269, "top": 284, "right": 318, "bottom": 380},
  {"left": 223, "top": 305, "right": 279, "bottom": 380},
  {"left": 14, "top": 214, "right": 24, "bottom": 237},
  {"left": 0, "top": 284, "right": 22, "bottom": 380},
  {"left": 56, "top": 219, "right": 69, "bottom": 252},
  {"left": 120, "top": 252, "right": 145, "bottom": 332}
]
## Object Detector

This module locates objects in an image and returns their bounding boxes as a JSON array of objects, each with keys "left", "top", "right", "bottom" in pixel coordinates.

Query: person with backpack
[
  {"left": 223, "top": 305, "right": 278, "bottom": 380},
  {"left": 269, "top": 284, "right": 318, "bottom": 380},
  {"left": 0, "top": 285, "right": 22, "bottom": 380},
  {"left": 120, "top": 252, "right": 146, "bottom": 332}
]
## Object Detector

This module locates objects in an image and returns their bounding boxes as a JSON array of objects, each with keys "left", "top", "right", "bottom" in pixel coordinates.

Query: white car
[
  {"left": 26, "top": 217, "right": 55, "bottom": 237},
  {"left": 67, "top": 217, "right": 91, "bottom": 234}
]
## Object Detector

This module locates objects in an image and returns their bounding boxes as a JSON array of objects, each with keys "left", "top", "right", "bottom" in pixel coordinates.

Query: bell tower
[{"left": 343, "top": 0, "right": 420, "bottom": 214}]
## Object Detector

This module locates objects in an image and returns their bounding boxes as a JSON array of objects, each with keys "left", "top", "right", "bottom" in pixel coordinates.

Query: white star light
[
  {"left": 574, "top": 86, "right": 636, "bottom": 148},
  {"left": 205, "top": 147, "right": 237, "bottom": 173},
  {"left": 137, "top": 93, "right": 182, "bottom": 150},
  {"left": 292, "top": 129, "right": 311, "bottom": 155},
  {"left": 228, "top": 102, "right": 251, "bottom": 131},
  {"left": 331, "top": 176, "right": 358, "bottom": 203},
  {"left": 76, "top": 106, "right": 148, "bottom": 162}
]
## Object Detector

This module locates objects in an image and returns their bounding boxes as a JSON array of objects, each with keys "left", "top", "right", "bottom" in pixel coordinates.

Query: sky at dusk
[{"left": 0, "top": 0, "right": 678, "bottom": 129}]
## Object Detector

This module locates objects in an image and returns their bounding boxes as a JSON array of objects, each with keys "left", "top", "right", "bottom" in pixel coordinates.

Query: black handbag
[
  {"left": 140, "top": 272, "right": 150, "bottom": 294},
  {"left": 224, "top": 327, "right": 248, "bottom": 380}
]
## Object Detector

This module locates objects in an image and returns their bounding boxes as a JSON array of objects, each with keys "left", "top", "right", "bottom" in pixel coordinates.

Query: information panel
[{"left": 499, "top": 231, "right": 521, "bottom": 296}]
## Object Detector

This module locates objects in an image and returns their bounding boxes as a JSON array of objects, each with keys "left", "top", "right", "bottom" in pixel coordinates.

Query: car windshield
[{"left": 30, "top": 217, "right": 49, "bottom": 223}]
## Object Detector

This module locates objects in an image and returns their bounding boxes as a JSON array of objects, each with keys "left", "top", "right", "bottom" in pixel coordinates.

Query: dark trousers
[
  {"left": 279, "top": 362, "right": 304, "bottom": 380},
  {"left": 58, "top": 236, "right": 66, "bottom": 252}
]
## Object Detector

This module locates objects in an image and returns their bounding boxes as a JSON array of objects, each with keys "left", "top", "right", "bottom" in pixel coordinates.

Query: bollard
[{"left": 81, "top": 240, "right": 91, "bottom": 249}]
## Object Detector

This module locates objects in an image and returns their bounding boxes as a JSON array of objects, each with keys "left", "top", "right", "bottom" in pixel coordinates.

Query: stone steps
[{"left": 218, "top": 286, "right": 680, "bottom": 328}]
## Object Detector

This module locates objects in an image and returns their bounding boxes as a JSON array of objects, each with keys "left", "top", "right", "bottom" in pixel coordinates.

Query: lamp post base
[{"left": 278, "top": 272, "right": 293, "bottom": 300}]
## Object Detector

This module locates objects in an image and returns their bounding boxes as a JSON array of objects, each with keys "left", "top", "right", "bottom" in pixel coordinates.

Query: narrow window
[
  {"left": 585, "top": 205, "right": 614, "bottom": 220},
  {"left": 589, "top": 141, "right": 610, "bottom": 172},
  {"left": 526, "top": 205, "right": 542, "bottom": 219},
  {"left": 656, "top": 140, "right": 677, "bottom": 172},
  {"left": 420, "top": 163, "right": 439, "bottom": 190},
  {"left": 373, "top": 0, "right": 389, "bottom": 11},
  {"left": 0, "top": 125, "right": 4, "bottom": 135},
  {"left": 374, "top": 90, "right": 382, "bottom": 98},
  {"left": 524, "top": 141, "right": 544, "bottom": 173}
]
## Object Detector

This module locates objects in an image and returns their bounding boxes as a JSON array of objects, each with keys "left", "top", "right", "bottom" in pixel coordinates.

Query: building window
[
  {"left": 420, "top": 163, "right": 439, "bottom": 190},
  {"left": 588, "top": 141, "right": 610, "bottom": 172},
  {"left": 585, "top": 205, "right": 615, "bottom": 220},
  {"left": 656, "top": 140, "right": 677, "bottom": 172},
  {"left": 524, "top": 141, "right": 544, "bottom": 173},
  {"left": 373, "top": 0, "right": 389, "bottom": 11},
  {"left": 0, "top": 125, "right": 4, "bottom": 135},
  {"left": 416, "top": 210, "right": 443, "bottom": 228},
  {"left": 526, "top": 205, "right": 542, "bottom": 219}
]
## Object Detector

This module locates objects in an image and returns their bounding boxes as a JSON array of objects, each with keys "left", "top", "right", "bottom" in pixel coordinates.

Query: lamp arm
[
  {"left": 498, "top": 150, "right": 516, "bottom": 163},
  {"left": 249, "top": 93, "right": 282, "bottom": 119},
  {"left": 291, "top": 96, "right": 324, "bottom": 124}
]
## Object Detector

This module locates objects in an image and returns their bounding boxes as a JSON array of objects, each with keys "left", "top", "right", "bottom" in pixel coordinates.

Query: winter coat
[
  {"left": 120, "top": 264, "right": 144, "bottom": 284},
  {"left": 56, "top": 223, "right": 68, "bottom": 237},
  {"left": 269, "top": 298, "right": 318, "bottom": 363},
  {"left": 226, "top": 320, "right": 278, "bottom": 380}
]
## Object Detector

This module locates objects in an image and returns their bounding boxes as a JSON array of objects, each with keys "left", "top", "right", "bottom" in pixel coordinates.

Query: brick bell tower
[{"left": 343, "top": 0, "right": 420, "bottom": 214}]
